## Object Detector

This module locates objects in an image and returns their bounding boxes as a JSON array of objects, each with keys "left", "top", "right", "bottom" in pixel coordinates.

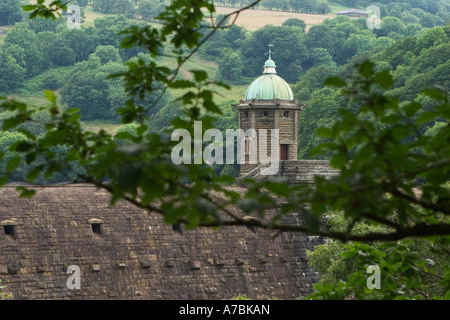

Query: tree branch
[
  {"left": 389, "top": 185, "right": 450, "bottom": 215},
  {"left": 192, "top": 219, "right": 450, "bottom": 242}
]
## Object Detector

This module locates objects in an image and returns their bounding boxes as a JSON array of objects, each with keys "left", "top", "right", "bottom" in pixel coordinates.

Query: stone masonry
[
  {"left": 233, "top": 99, "right": 305, "bottom": 176},
  {"left": 241, "top": 160, "right": 340, "bottom": 184},
  {"left": 0, "top": 184, "right": 322, "bottom": 300}
]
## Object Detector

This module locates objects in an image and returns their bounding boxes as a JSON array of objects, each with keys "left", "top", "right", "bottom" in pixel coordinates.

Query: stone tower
[{"left": 232, "top": 45, "right": 305, "bottom": 176}]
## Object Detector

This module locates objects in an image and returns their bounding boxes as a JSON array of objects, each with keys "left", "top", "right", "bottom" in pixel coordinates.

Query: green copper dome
[
  {"left": 264, "top": 59, "right": 276, "bottom": 68},
  {"left": 244, "top": 46, "right": 294, "bottom": 101},
  {"left": 245, "top": 67, "right": 294, "bottom": 101}
]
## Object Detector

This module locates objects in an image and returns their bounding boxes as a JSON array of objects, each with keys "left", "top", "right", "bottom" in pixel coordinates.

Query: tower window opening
[
  {"left": 4, "top": 225, "right": 16, "bottom": 239},
  {"left": 243, "top": 111, "right": 248, "bottom": 118},
  {"left": 263, "top": 111, "right": 268, "bottom": 117},
  {"left": 283, "top": 111, "right": 289, "bottom": 118},
  {"left": 91, "top": 223, "right": 102, "bottom": 237},
  {"left": 172, "top": 223, "right": 183, "bottom": 234}
]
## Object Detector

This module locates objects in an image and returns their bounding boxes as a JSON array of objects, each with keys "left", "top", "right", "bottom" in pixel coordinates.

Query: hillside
[{"left": 214, "top": 6, "right": 332, "bottom": 30}]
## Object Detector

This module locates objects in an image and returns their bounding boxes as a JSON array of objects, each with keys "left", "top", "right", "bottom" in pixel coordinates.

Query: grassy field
[
  {"left": 82, "top": 7, "right": 107, "bottom": 26},
  {"left": 214, "top": 6, "right": 334, "bottom": 30},
  {"left": 328, "top": 2, "right": 358, "bottom": 14}
]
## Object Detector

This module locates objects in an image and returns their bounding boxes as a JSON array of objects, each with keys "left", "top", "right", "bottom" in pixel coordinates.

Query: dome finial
[
  {"left": 263, "top": 44, "right": 276, "bottom": 74},
  {"left": 266, "top": 44, "right": 274, "bottom": 60}
]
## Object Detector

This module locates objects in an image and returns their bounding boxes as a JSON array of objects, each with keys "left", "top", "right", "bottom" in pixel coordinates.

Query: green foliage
[
  {"left": 138, "top": 0, "right": 165, "bottom": 21},
  {"left": 311, "top": 48, "right": 337, "bottom": 69},
  {"left": 0, "top": 0, "right": 22, "bottom": 26},
  {"left": 93, "top": 0, "right": 136, "bottom": 19},
  {"left": 375, "top": 16, "right": 405, "bottom": 37},
  {"left": 317, "top": 2, "right": 332, "bottom": 14},
  {"left": 21, "top": 67, "right": 73, "bottom": 93},
  {"left": 219, "top": 50, "right": 244, "bottom": 83},
  {"left": 308, "top": 214, "right": 450, "bottom": 299},
  {"left": 94, "top": 45, "right": 123, "bottom": 64},
  {"left": 0, "top": 51, "right": 26, "bottom": 94},
  {"left": 27, "top": 12, "right": 62, "bottom": 32},
  {"left": 282, "top": 18, "right": 306, "bottom": 31},
  {"left": 199, "top": 25, "right": 246, "bottom": 60},
  {"left": 60, "top": 57, "right": 126, "bottom": 120},
  {"left": 3, "top": 22, "right": 44, "bottom": 77},
  {"left": 241, "top": 25, "right": 307, "bottom": 82},
  {"left": 426, "top": 121, "right": 447, "bottom": 137},
  {"left": 0, "top": 279, "right": 12, "bottom": 300},
  {"left": 296, "top": 25, "right": 450, "bottom": 158},
  {"left": 93, "top": 15, "right": 134, "bottom": 48},
  {"left": 0, "top": 130, "right": 35, "bottom": 181},
  {"left": 297, "top": 87, "right": 345, "bottom": 159},
  {"left": 114, "top": 122, "right": 140, "bottom": 144}
]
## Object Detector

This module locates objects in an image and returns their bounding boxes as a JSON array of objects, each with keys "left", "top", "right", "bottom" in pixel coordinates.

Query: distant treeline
[{"left": 213, "top": 0, "right": 449, "bottom": 16}]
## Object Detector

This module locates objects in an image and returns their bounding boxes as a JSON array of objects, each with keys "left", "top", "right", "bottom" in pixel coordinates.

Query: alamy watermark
[
  {"left": 171, "top": 121, "right": 280, "bottom": 175},
  {"left": 367, "top": 5, "right": 381, "bottom": 30},
  {"left": 66, "top": 5, "right": 81, "bottom": 30},
  {"left": 66, "top": 265, "right": 81, "bottom": 290},
  {"left": 366, "top": 265, "right": 381, "bottom": 289}
]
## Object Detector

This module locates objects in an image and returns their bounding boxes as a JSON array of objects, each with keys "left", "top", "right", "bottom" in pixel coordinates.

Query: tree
[
  {"left": 241, "top": 25, "right": 308, "bottom": 82},
  {"left": 223, "top": 25, "right": 245, "bottom": 50},
  {"left": 93, "top": 0, "right": 136, "bottom": 18},
  {"left": 114, "top": 123, "right": 140, "bottom": 144},
  {"left": 310, "top": 48, "right": 336, "bottom": 69},
  {"left": 1, "top": 0, "right": 450, "bottom": 300},
  {"left": 306, "top": 24, "right": 336, "bottom": 56},
  {"left": 317, "top": 2, "right": 331, "bottom": 15},
  {"left": 58, "top": 28, "right": 96, "bottom": 63},
  {"left": 198, "top": 25, "right": 245, "bottom": 59},
  {"left": 0, "top": 0, "right": 22, "bottom": 26},
  {"left": 3, "top": 22, "right": 44, "bottom": 77},
  {"left": 414, "top": 27, "right": 447, "bottom": 54},
  {"left": 1, "top": 44, "right": 26, "bottom": 70},
  {"left": 219, "top": 50, "right": 244, "bottom": 82},
  {"left": 282, "top": 18, "right": 306, "bottom": 32},
  {"left": 420, "top": 13, "right": 438, "bottom": 28},
  {"left": 307, "top": 214, "right": 450, "bottom": 299},
  {"left": 0, "top": 53, "right": 26, "bottom": 93},
  {"left": 77, "top": 0, "right": 90, "bottom": 7},
  {"left": 27, "top": 15, "right": 61, "bottom": 32},
  {"left": 292, "top": 64, "right": 336, "bottom": 101},
  {"left": 43, "top": 37, "right": 76, "bottom": 67},
  {"left": 116, "top": 0, "right": 136, "bottom": 19},
  {"left": 138, "top": 0, "right": 165, "bottom": 21},
  {"left": 61, "top": 68, "right": 111, "bottom": 120},
  {"left": 376, "top": 16, "right": 405, "bottom": 37},
  {"left": 428, "top": 60, "right": 450, "bottom": 91},
  {"left": 94, "top": 45, "right": 123, "bottom": 64},
  {"left": 335, "top": 33, "right": 376, "bottom": 65},
  {"left": 301, "top": 0, "right": 319, "bottom": 13},
  {"left": 93, "top": 15, "right": 131, "bottom": 48},
  {"left": 60, "top": 55, "right": 127, "bottom": 120},
  {"left": 0, "top": 131, "right": 28, "bottom": 181},
  {"left": 414, "top": 42, "right": 450, "bottom": 73}
]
